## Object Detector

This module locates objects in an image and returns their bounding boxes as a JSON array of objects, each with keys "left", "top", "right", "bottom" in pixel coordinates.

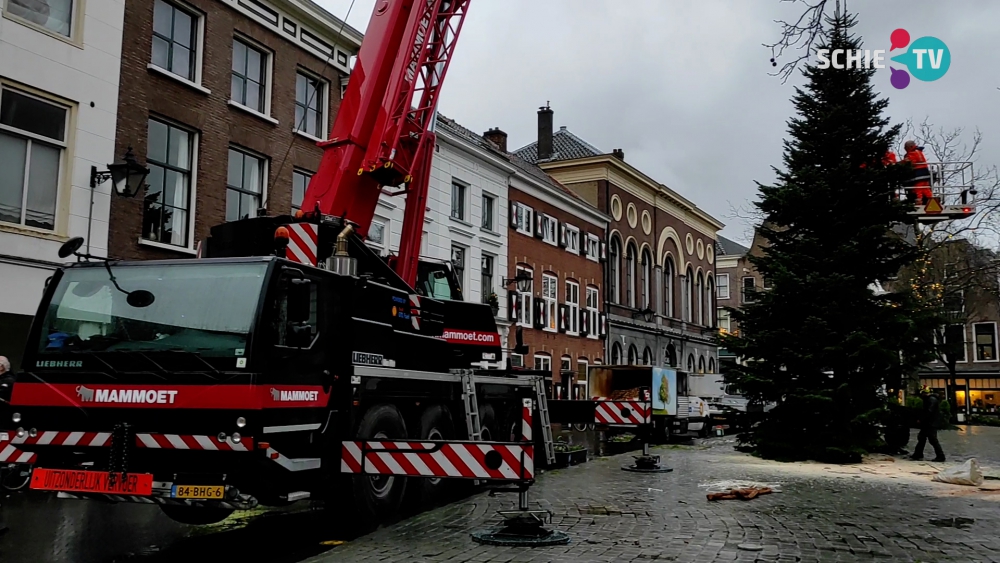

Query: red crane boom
[{"left": 300, "top": 0, "right": 471, "bottom": 286}]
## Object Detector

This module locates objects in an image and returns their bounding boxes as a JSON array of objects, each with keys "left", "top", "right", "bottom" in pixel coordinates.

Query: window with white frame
[
  {"left": 367, "top": 220, "right": 386, "bottom": 253},
  {"left": 510, "top": 353, "right": 524, "bottom": 368},
  {"left": 541, "top": 214, "right": 557, "bottom": 245},
  {"left": 565, "top": 225, "right": 580, "bottom": 253},
  {"left": 565, "top": 280, "right": 579, "bottom": 334},
  {"left": 0, "top": 87, "right": 67, "bottom": 231},
  {"left": 513, "top": 202, "right": 533, "bottom": 236},
  {"left": 609, "top": 237, "right": 621, "bottom": 304},
  {"left": 294, "top": 71, "right": 325, "bottom": 138},
  {"left": 226, "top": 147, "right": 266, "bottom": 222},
  {"left": 481, "top": 193, "right": 495, "bottom": 231},
  {"left": 515, "top": 265, "right": 533, "bottom": 327},
  {"left": 640, "top": 249, "right": 651, "bottom": 309},
  {"left": 144, "top": 118, "right": 193, "bottom": 247},
  {"left": 586, "top": 233, "right": 600, "bottom": 261},
  {"left": 231, "top": 37, "right": 269, "bottom": 114},
  {"left": 481, "top": 254, "right": 494, "bottom": 305},
  {"left": 152, "top": 0, "right": 199, "bottom": 82},
  {"left": 716, "top": 274, "right": 730, "bottom": 299},
  {"left": 5, "top": 0, "right": 74, "bottom": 36},
  {"left": 533, "top": 354, "right": 551, "bottom": 373},
  {"left": 560, "top": 356, "right": 571, "bottom": 373},
  {"left": 451, "top": 181, "right": 466, "bottom": 221},
  {"left": 542, "top": 273, "right": 557, "bottom": 331},
  {"left": 586, "top": 286, "right": 599, "bottom": 339},
  {"left": 742, "top": 276, "right": 756, "bottom": 303},
  {"left": 625, "top": 243, "right": 636, "bottom": 307},
  {"left": 718, "top": 308, "right": 731, "bottom": 333},
  {"left": 451, "top": 245, "right": 466, "bottom": 293},
  {"left": 943, "top": 289, "right": 965, "bottom": 316},
  {"left": 291, "top": 169, "right": 311, "bottom": 212},
  {"left": 974, "top": 323, "right": 997, "bottom": 362}
]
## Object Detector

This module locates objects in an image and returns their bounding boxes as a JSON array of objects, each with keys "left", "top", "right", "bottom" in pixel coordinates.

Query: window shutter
[
  {"left": 559, "top": 223, "right": 567, "bottom": 248},
  {"left": 509, "top": 292, "right": 519, "bottom": 321},
  {"left": 510, "top": 202, "right": 518, "bottom": 228},
  {"left": 558, "top": 304, "right": 567, "bottom": 332},
  {"left": 580, "top": 309, "right": 589, "bottom": 336},
  {"left": 535, "top": 214, "right": 544, "bottom": 238},
  {"left": 600, "top": 241, "right": 608, "bottom": 262},
  {"left": 534, "top": 298, "right": 545, "bottom": 329},
  {"left": 599, "top": 312, "right": 608, "bottom": 337}
]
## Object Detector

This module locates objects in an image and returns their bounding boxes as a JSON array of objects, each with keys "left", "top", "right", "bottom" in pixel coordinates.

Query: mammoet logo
[
  {"left": 76, "top": 385, "right": 94, "bottom": 402},
  {"left": 270, "top": 388, "right": 320, "bottom": 402},
  {"left": 76, "top": 386, "right": 178, "bottom": 404}
]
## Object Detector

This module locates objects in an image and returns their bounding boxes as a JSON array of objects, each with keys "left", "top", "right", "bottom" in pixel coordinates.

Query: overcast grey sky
[{"left": 315, "top": 0, "right": 1000, "bottom": 244}]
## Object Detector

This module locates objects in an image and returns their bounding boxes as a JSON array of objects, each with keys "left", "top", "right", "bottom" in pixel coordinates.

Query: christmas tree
[{"left": 721, "top": 10, "right": 938, "bottom": 462}]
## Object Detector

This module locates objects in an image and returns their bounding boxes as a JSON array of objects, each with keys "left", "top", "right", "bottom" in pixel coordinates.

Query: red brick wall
[
  {"left": 109, "top": 0, "right": 346, "bottom": 260},
  {"left": 508, "top": 187, "right": 605, "bottom": 393}
]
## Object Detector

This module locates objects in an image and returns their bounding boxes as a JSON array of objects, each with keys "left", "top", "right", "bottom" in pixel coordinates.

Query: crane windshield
[{"left": 36, "top": 262, "right": 268, "bottom": 357}]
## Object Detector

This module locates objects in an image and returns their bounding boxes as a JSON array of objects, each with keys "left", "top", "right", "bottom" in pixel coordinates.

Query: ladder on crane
[
  {"left": 533, "top": 377, "right": 557, "bottom": 466},
  {"left": 459, "top": 371, "right": 483, "bottom": 442}
]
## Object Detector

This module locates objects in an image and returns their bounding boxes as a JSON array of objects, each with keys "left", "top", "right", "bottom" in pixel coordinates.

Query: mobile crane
[{"left": 0, "top": 0, "right": 551, "bottom": 531}]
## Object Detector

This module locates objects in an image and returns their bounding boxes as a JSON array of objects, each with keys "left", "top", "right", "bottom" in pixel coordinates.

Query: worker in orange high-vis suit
[
  {"left": 883, "top": 150, "right": 897, "bottom": 165},
  {"left": 902, "top": 141, "right": 932, "bottom": 205}
]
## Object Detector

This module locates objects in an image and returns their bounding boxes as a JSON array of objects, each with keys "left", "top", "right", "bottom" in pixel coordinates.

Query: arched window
[
  {"left": 627, "top": 344, "right": 638, "bottom": 365},
  {"left": 611, "top": 342, "right": 623, "bottom": 365},
  {"left": 665, "top": 344, "right": 677, "bottom": 367},
  {"left": 706, "top": 277, "right": 715, "bottom": 328},
  {"left": 697, "top": 355, "right": 706, "bottom": 374},
  {"left": 682, "top": 267, "right": 694, "bottom": 322},
  {"left": 625, "top": 243, "right": 637, "bottom": 308},
  {"left": 687, "top": 354, "right": 695, "bottom": 372},
  {"left": 642, "top": 346, "right": 652, "bottom": 365},
  {"left": 696, "top": 272, "right": 704, "bottom": 325},
  {"left": 609, "top": 237, "right": 621, "bottom": 304},
  {"left": 640, "top": 249, "right": 652, "bottom": 309},
  {"left": 708, "top": 357, "right": 716, "bottom": 373},
  {"left": 663, "top": 256, "right": 675, "bottom": 318}
]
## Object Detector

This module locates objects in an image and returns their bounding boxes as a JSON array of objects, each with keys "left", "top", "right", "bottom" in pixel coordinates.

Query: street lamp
[
  {"left": 91, "top": 147, "right": 150, "bottom": 197},
  {"left": 502, "top": 270, "right": 533, "bottom": 287}
]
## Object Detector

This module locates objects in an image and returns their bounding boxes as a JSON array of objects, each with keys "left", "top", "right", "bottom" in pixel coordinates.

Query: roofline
[
  {"left": 510, "top": 171, "right": 610, "bottom": 228},
  {"left": 277, "top": 0, "right": 365, "bottom": 49},
  {"left": 436, "top": 127, "right": 518, "bottom": 175},
  {"left": 539, "top": 155, "right": 726, "bottom": 231}
]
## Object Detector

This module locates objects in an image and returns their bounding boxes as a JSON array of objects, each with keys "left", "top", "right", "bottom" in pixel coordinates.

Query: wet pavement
[{"left": 2, "top": 426, "right": 999, "bottom": 562}]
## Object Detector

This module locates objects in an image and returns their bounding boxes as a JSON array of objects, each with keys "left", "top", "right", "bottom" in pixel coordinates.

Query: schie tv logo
[{"left": 815, "top": 28, "right": 950, "bottom": 89}]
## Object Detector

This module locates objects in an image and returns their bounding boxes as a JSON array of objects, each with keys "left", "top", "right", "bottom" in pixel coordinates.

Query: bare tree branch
[{"left": 765, "top": 0, "right": 829, "bottom": 83}]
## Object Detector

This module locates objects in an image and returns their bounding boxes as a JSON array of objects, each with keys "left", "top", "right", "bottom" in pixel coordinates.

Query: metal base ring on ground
[
  {"left": 471, "top": 512, "right": 571, "bottom": 546},
  {"left": 622, "top": 454, "right": 673, "bottom": 473},
  {"left": 470, "top": 528, "right": 571, "bottom": 546}
]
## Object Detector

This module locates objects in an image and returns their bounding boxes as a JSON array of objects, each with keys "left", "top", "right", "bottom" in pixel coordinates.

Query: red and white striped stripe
[
  {"left": 135, "top": 434, "right": 253, "bottom": 452},
  {"left": 594, "top": 401, "right": 651, "bottom": 425},
  {"left": 521, "top": 398, "right": 533, "bottom": 442},
  {"left": 285, "top": 223, "right": 318, "bottom": 266},
  {"left": 409, "top": 294, "right": 422, "bottom": 330},
  {"left": 0, "top": 438, "right": 36, "bottom": 464},
  {"left": 340, "top": 441, "right": 533, "bottom": 481},
  {"left": 12, "top": 431, "right": 111, "bottom": 448}
]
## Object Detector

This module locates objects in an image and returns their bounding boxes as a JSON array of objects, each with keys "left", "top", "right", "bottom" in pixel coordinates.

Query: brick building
[
  {"left": 713, "top": 234, "right": 753, "bottom": 369},
  {"left": 515, "top": 105, "right": 723, "bottom": 377},
  {"left": 108, "top": 0, "right": 361, "bottom": 260},
  {"left": 497, "top": 128, "right": 608, "bottom": 400}
]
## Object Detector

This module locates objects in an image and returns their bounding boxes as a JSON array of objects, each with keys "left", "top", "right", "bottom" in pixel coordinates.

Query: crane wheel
[
  {"left": 411, "top": 404, "right": 455, "bottom": 506},
  {"left": 352, "top": 404, "right": 409, "bottom": 528}
]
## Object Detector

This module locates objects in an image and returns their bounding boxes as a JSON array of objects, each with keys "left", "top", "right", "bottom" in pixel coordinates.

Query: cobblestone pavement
[{"left": 310, "top": 430, "right": 1000, "bottom": 563}]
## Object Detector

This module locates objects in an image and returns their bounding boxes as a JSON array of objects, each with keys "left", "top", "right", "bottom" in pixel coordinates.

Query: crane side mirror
[{"left": 286, "top": 278, "right": 314, "bottom": 324}]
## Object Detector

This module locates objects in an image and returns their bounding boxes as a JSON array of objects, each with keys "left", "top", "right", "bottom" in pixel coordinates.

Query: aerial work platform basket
[{"left": 903, "top": 161, "right": 976, "bottom": 223}]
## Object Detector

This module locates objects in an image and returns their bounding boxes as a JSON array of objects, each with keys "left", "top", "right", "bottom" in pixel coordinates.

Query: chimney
[
  {"left": 483, "top": 127, "right": 508, "bottom": 153},
  {"left": 612, "top": 148, "right": 625, "bottom": 161},
  {"left": 537, "top": 102, "right": 553, "bottom": 160}
]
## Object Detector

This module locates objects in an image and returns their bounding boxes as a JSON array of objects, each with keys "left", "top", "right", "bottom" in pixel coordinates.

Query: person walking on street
[
  {"left": 911, "top": 386, "right": 946, "bottom": 462},
  {"left": 0, "top": 355, "right": 10, "bottom": 536}
]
